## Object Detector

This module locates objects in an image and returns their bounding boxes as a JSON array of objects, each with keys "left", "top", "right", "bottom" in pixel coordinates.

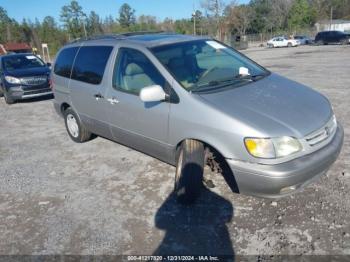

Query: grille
[
  {"left": 305, "top": 116, "right": 337, "bottom": 147},
  {"left": 21, "top": 75, "right": 47, "bottom": 86},
  {"left": 23, "top": 88, "right": 51, "bottom": 96}
]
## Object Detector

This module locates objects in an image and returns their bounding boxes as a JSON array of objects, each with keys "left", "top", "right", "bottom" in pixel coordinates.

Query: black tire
[
  {"left": 287, "top": 42, "right": 292, "bottom": 47},
  {"left": 64, "top": 108, "right": 92, "bottom": 143},
  {"left": 174, "top": 139, "right": 205, "bottom": 204},
  {"left": 317, "top": 40, "right": 324, "bottom": 46},
  {"left": 4, "top": 91, "right": 15, "bottom": 105}
]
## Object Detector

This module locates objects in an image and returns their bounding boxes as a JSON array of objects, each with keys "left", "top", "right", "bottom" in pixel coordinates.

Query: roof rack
[
  {"left": 69, "top": 34, "right": 125, "bottom": 44},
  {"left": 68, "top": 31, "right": 171, "bottom": 44}
]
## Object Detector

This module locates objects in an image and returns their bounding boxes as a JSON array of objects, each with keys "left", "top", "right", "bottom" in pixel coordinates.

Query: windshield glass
[
  {"left": 2, "top": 55, "right": 46, "bottom": 71},
  {"left": 151, "top": 40, "right": 268, "bottom": 92}
]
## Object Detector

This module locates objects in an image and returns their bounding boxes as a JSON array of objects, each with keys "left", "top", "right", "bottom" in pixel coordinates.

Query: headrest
[{"left": 125, "top": 63, "right": 144, "bottom": 76}]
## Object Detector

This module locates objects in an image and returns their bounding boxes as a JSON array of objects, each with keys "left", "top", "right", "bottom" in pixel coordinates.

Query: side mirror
[
  {"left": 46, "top": 62, "right": 52, "bottom": 67},
  {"left": 140, "top": 85, "right": 166, "bottom": 103}
]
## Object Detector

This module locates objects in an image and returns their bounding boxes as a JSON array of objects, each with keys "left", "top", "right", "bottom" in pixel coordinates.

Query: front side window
[
  {"left": 151, "top": 40, "right": 268, "bottom": 92},
  {"left": 113, "top": 48, "right": 165, "bottom": 95},
  {"left": 3, "top": 55, "right": 46, "bottom": 72},
  {"left": 71, "top": 46, "right": 113, "bottom": 85}
]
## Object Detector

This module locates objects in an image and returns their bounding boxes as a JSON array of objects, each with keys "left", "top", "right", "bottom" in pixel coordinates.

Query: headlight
[
  {"left": 244, "top": 138, "right": 275, "bottom": 158},
  {"left": 5, "top": 76, "right": 21, "bottom": 84},
  {"left": 273, "top": 137, "right": 302, "bottom": 157},
  {"left": 245, "top": 137, "right": 302, "bottom": 159}
]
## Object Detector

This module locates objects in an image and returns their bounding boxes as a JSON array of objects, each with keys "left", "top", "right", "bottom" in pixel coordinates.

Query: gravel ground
[{"left": 0, "top": 45, "right": 349, "bottom": 257}]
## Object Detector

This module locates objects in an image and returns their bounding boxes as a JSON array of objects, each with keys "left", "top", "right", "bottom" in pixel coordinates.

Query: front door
[{"left": 105, "top": 47, "right": 172, "bottom": 161}]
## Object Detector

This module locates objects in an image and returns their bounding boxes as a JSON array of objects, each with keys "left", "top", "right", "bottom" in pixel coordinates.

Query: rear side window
[
  {"left": 71, "top": 46, "right": 113, "bottom": 85},
  {"left": 54, "top": 47, "right": 79, "bottom": 78}
]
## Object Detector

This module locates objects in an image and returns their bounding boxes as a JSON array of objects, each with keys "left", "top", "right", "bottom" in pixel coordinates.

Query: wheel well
[
  {"left": 60, "top": 103, "right": 70, "bottom": 114},
  {"left": 176, "top": 139, "right": 240, "bottom": 193}
]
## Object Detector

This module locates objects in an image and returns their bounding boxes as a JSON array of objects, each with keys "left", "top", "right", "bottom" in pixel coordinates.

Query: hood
[
  {"left": 5, "top": 67, "right": 50, "bottom": 78},
  {"left": 198, "top": 73, "right": 332, "bottom": 138}
]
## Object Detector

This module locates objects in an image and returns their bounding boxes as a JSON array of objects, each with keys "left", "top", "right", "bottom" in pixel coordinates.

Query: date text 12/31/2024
[{"left": 127, "top": 256, "right": 221, "bottom": 261}]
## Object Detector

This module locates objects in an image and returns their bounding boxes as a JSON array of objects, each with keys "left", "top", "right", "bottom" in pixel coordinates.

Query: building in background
[
  {"left": 315, "top": 20, "right": 350, "bottom": 33},
  {"left": 0, "top": 43, "right": 32, "bottom": 55}
]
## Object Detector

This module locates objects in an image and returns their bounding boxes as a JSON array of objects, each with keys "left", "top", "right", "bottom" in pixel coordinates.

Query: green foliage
[
  {"left": 248, "top": 0, "right": 270, "bottom": 33},
  {"left": 287, "top": 0, "right": 316, "bottom": 30},
  {"left": 0, "top": 0, "right": 349, "bottom": 58},
  {"left": 60, "top": 0, "right": 86, "bottom": 39},
  {"left": 118, "top": 3, "right": 136, "bottom": 28},
  {"left": 86, "top": 11, "right": 103, "bottom": 35},
  {"left": 0, "top": 6, "right": 13, "bottom": 42}
]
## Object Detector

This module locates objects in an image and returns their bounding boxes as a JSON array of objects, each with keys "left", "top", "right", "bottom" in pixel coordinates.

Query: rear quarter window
[
  {"left": 54, "top": 47, "right": 79, "bottom": 78},
  {"left": 71, "top": 46, "right": 113, "bottom": 85}
]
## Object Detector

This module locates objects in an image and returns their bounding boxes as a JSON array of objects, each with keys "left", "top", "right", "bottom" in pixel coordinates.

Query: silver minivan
[{"left": 52, "top": 33, "right": 344, "bottom": 204}]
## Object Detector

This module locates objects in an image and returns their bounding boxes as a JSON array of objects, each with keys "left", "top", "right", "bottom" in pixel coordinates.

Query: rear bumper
[
  {"left": 227, "top": 124, "right": 344, "bottom": 198},
  {"left": 53, "top": 101, "right": 62, "bottom": 117}
]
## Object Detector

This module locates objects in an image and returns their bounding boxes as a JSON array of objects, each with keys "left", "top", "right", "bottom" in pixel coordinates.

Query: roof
[
  {"left": 3, "top": 43, "right": 31, "bottom": 51},
  {"left": 67, "top": 32, "right": 210, "bottom": 48},
  {"left": 316, "top": 19, "right": 350, "bottom": 25},
  {"left": 128, "top": 33, "right": 209, "bottom": 48}
]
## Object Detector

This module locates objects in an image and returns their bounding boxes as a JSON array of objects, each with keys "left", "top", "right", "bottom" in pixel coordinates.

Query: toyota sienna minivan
[{"left": 52, "top": 33, "right": 344, "bottom": 204}]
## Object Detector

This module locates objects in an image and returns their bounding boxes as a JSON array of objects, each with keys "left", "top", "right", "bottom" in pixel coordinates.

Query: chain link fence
[{"left": 245, "top": 28, "right": 318, "bottom": 48}]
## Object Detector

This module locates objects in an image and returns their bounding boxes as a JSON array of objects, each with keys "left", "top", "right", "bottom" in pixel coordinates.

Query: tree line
[{"left": 0, "top": 0, "right": 349, "bottom": 55}]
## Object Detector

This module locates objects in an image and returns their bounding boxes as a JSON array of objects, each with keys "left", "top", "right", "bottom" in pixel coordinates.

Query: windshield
[
  {"left": 151, "top": 40, "right": 268, "bottom": 92},
  {"left": 2, "top": 55, "right": 46, "bottom": 71}
]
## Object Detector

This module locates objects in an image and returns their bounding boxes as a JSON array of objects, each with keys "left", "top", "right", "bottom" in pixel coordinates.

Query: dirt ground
[{"left": 0, "top": 45, "right": 349, "bottom": 257}]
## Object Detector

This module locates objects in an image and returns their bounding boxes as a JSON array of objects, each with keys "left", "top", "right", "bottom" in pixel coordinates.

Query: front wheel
[
  {"left": 174, "top": 140, "right": 205, "bottom": 204},
  {"left": 64, "top": 108, "right": 92, "bottom": 143},
  {"left": 287, "top": 42, "right": 292, "bottom": 47},
  {"left": 4, "top": 91, "right": 15, "bottom": 104},
  {"left": 341, "top": 39, "right": 348, "bottom": 45}
]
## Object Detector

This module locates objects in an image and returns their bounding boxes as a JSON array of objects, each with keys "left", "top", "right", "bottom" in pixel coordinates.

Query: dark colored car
[
  {"left": 0, "top": 53, "right": 52, "bottom": 104},
  {"left": 315, "top": 31, "right": 350, "bottom": 45}
]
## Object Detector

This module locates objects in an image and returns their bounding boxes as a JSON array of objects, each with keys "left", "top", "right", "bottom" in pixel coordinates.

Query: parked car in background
[
  {"left": 53, "top": 33, "right": 343, "bottom": 204},
  {"left": 0, "top": 53, "right": 52, "bottom": 104},
  {"left": 315, "top": 31, "right": 350, "bottom": 45},
  {"left": 294, "top": 35, "right": 313, "bottom": 45},
  {"left": 267, "top": 37, "right": 300, "bottom": 48}
]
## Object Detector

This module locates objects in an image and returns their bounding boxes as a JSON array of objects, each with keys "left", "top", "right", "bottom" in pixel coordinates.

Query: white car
[{"left": 267, "top": 37, "right": 300, "bottom": 48}]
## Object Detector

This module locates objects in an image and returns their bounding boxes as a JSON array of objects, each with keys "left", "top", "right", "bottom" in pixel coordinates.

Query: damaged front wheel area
[{"left": 174, "top": 140, "right": 205, "bottom": 205}]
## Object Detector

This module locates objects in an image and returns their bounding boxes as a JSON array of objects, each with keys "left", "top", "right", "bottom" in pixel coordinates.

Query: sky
[{"left": 0, "top": 0, "right": 249, "bottom": 23}]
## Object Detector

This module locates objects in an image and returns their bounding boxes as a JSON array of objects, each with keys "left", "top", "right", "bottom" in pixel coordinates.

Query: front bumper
[
  {"left": 227, "top": 124, "right": 344, "bottom": 198},
  {"left": 7, "top": 86, "right": 53, "bottom": 100}
]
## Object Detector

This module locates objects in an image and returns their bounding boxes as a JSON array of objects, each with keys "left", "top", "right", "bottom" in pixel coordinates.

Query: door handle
[
  {"left": 107, "top": 97, "right": 119, "bottom": 105},
  {"left": 94, "top": 93, "right": 104, "bottom": 100}
]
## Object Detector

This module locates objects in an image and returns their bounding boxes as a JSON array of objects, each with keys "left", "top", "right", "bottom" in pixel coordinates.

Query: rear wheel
[
  {"left": 64, "top": 108, "right": 92, "bottom": 143},
  {"left": 287, "top": 42, "right": 292, "bottom": 47},
  {"left": 174, "top": 140, "right": 205, "bottom": 205},
  {"left": 317, "top": 40, "right": 324, "bottom": 45}
]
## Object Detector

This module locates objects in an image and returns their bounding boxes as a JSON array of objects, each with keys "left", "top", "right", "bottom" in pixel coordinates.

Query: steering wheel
[{"left": 200, "top": 67, "right": 218, "bottom": 80}]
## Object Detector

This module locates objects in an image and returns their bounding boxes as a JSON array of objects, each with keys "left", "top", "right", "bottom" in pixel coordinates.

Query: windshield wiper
[
  {"left": 234, "top": 74, "right": 267, "bottom": 82},
  {"left": 190, "top": 73, "right": 268, "bottom": 92}
]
